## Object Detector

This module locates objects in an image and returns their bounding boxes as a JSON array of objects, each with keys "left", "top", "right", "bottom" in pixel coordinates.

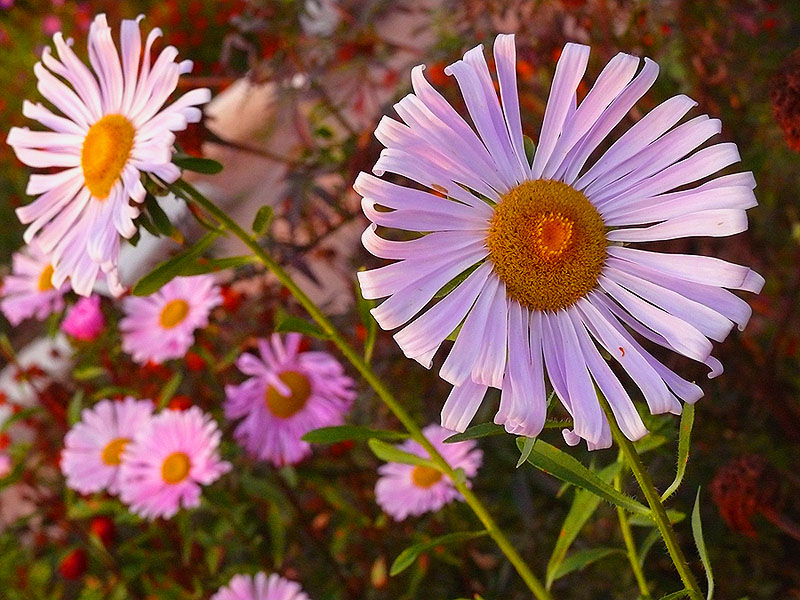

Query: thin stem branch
[
  {"left": 598, "top": 395, "right": 702, "bottom": 600},
  {"left": 172, "top": 179, "right": 552, "bottom": 600},
  {"left": 614, "top": 468, "right": 652, "bottom": 599}
]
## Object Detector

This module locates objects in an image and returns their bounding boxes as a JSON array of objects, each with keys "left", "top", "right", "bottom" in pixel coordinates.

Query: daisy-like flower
[
  {"left": 224, "top": 333, "right": 356, "bottom": 467},
  {"left": 118, "top": 406, "right": 230, "bottom": 519},
  {"left": 0, "top": 242, "right": 69, "bottom": 326},
  {"left": 6, "top": 14, "right": 211, "bottom": 296},
  {"left": 211, "top": 572, "right": 311, "bottom": 600},
  {"left": 60, "top": 397, "right": 154, "bottom": 495},
  {"left": 119, "top": 274, "right": 221, "bottom": 364},
  {"left": 375, "top": 424, "right": 482, "bottom": 521},
  {"left": 357, "top": 35, "right": 764, "bottom": 449}
]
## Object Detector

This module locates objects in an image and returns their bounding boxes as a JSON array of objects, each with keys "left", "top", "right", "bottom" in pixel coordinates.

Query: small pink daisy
[
  {"left": 224, "top": 333, "right": 356, "bottom": 467},
  {"left": 1, "top": 242, "right": 69, "bottom": 326},
  {"left": 60, "top": 397, "right": 154, "bottom": 495},
  {"left": 61, "top": 295, "right": 105, "bottom": 341},
  {"left": 119, "top": 275, "right": 221, "bottom": 364},
  {"left": 118, "top": 406, "right": 230, "bottom": 519},
  {"left": 374, "top": 424, "right": 483, "bottom": 521},
  {"left": 211, "top": 572, "right": 311, "bottom": 600}
]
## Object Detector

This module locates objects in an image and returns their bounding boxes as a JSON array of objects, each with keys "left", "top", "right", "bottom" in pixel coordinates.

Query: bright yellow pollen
[
  {"left": 161, "top": 452, "right": 191, "bottom": 484},
  {"left": 81, "top": 114, "right": 136, "bottom": 200},
  {"left": 411, "top": 465, "right": 443, "bottom": 488},
  {"left": 487, "top": 179, "right": 607, "bottom": 312},
  {"left": 101, "top": 437, "right": 130, "bottom": 466},
  {"left": 37, "top": 264, "right": 55, "bottom": 292},
  {"left": 266, "top": 371, "right": 312, "bottom": 419},
  {"left": 159, "top": 299, "right": 190, "bottom": 329}
]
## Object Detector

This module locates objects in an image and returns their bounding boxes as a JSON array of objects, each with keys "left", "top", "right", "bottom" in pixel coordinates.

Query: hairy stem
[
  {"left": 173, "top": 179, "right": 552, "bottom": 600},
  {"left": 598, "top": 395, "right": 702, "bottom": 600},
  {"left": 614, "top": 468, "right": 652, "bottom": 599}
]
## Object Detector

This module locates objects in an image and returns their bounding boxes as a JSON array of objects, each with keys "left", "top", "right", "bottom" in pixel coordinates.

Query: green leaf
[
  {"left": 144, "top": 193, "right": 177, "bottom": 237},
  {"left": 72, "top": 365, "right": 107, "bottom": 381},
  {"left": 157, "top": 373, "right": 183, "bottom": 410},
  {"left": 515, "top": 438, "right": 650, "bottom": 516},
  {"left": 368, "top": 438, "right": 437, "bottom": 469},
  {"left": 132, "top": 231, "right": 220, "bottom": 296},
  {"left": 252, "top": 205, "right": 274, "bottom": 235},
  {"left": 354, "top": 276, "right": 377, "bottom": 363},
  {"left": 390, "top": 531, "right": 488, "bottom": 576},
  {"left": 67, "top": 391, "right": 84, "bottom": 426},
  {"left": 550, "top": 547, "right": 625, "bottom": 581},
  {"left": 444, "top": 422, "right": 505, "bottom": 443},
  {"left": 173, "top": 154, "right": 224, "bottom": 174},
  {"left": 434, "top": 263, "right": 482, "bottom": 299},
  {"left": 638, "top": 528, "right": 661, "bottom": 567},
  {"left": 524, "top": 135, "right": 536, "bottom": 165},
  {"left": 546, "top": 461, "right": 623, "bottom": 587},
  {"left": 302, "top": 425, "right": 408, "bottom": 444},
  {"left": 177, "top": 255, "right": 257, "bottom": 276},
  {"left": 661, "top": 403, "right": 695, "bottom": 501},
  {"left": 658, "top": 591, "right": 691, "bottom": 600},
  {"left": 516, "top": 436, "right": 537, "bottom": 468},
  {"left": 692, "top": 489, "right": 714, "bottom": 600},
  {"left": 274, "top": 314, "right": 328, "bottom": 339},
  {"left": 628, "top": 509, "right": 685, "bottom": 527}
]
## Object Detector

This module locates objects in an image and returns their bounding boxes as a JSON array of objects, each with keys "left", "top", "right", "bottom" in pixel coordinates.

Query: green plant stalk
[
  {"left": 173, "top": 179, "right": 552, "bottom": 600},
  {"left": 598, "top": 395, "right": 702, "bottom": 600},
  {"left": 614, "top": 468, "right": 652, "bottom": 599}
]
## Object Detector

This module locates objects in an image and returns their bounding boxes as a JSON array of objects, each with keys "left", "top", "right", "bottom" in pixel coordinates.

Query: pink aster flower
[
  {"left": 119, "top": 275, "right": 221, "bottom": 364},
  {"left": 224, "top": 333, "right": 356, "bottom": 467},
  {"left": 357, "top": 34, "right": 764, "bottom": 450},
  {"left": 6, "top": 14, "right": 211, "bottom": 296},
  {"left": 375, "top": 424, "right": 482, "bottom": 521},
  {"left": 60, "top": 397, "right": 154, "bottom": 495},
  {"left": 211, "top": 572, "right": 311, "bottom": 600},
  {"left": 1, "top": 242, "right": 69, "bottom": 326},
  {"left": 61, "top": 295, "right": 105, "bottom": 341},
  {"left": 118, "top": 406, "right": 230, "bottom": 520}
]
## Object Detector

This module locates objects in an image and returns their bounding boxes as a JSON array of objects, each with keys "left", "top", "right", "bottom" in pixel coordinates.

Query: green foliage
[
  {"left": 302, "top": 425, "right": 408, "bottom": 443},
  {"left": 692, "top": 489, "right": 714, "bottom": 600},
  {"left": 390, "top": 531, "right": 488, "bottom": 576}
]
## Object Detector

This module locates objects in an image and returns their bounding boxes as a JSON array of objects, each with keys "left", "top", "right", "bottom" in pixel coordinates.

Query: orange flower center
[
  {"left": 265, "top": 371, "right": 312, "bottom": 419},
  {"left": 161, "top": 451, "right": 191, "bottom": 484},
  {"left": 159, "top": 299, "right": 190, "bottom": 329},
  {"left": 101, "top": 437, "right": 130, "bottom": 466},
  {"left": 487, "top": 179, "right": 607, "bottom": 312},
  {"left": 411, "top": 465, "right": 443, "bottom": 488},
  {"left": 37, "top": 264, "right": 55, "bottom": 292},
  {"left": 81, "top": 114, "right": 136, "bottom": 200}
]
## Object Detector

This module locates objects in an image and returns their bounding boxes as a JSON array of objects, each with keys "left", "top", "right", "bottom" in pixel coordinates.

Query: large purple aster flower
[{"left": 356, "top": 34, "right": 763, "bottom": 449}]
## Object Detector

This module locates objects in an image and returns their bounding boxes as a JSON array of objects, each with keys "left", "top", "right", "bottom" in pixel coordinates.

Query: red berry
[
  {"left": 58, "top": 548, "right": 87, "bottom": 580},
  {"left": 184, "top": 351, "right": 206, "bottom": 371},
  {"left": 89, "top": 516, "right": 115, "bottom": 547},
  {"left": 168, "top": 396, "right": 193, "bottom": 411}
]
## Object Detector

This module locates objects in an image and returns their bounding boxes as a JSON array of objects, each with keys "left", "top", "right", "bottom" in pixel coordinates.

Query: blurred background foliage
[{"left": 1, "top": 0, "right": 800, "bottom": 598}]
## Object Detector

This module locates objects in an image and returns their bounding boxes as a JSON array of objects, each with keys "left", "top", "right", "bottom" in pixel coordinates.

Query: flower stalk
[
  {"left": 598, "top": 394, "right": 703, "bottom": 600},
  {"left": 172, "top": 178, "right": 553, "bottom": 600}
]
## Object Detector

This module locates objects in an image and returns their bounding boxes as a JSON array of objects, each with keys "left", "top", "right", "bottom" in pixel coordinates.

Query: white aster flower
[
  {"left": 7, "top": 13, "right": 211, "bottom": 296},
  {"left": 357, "top": 34, "right": 764, "bottom": 449}
]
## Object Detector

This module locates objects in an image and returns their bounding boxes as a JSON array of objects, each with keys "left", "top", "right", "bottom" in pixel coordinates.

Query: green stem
[
  {"left": 598, "top": 395, "right": 702, "bottom": 600},
  {"left": 614, "top": 468, "right": 652, "bottom": 599},
  {"left": 174, "top": 179, "right": 552, "bottom": 600}
]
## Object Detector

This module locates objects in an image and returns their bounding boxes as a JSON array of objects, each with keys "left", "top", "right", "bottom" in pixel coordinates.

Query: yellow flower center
[
  {"left": 265, "top": 371, "right": 312, "bottom": 419},
  {"left": 37, "top": 264, "right": 55, "bottom": 292},
  {"left": 159, "top": 299, "right": 190, "bottom": 329},
  {"left": 411, "top": 465, "right": 443, "bottom": 488},
  {"left": 101, "top": 437, "right": 130, "bottom": 466},
  {"left": 81, "top": 114, "right": 136, "bottom": 200},
  {"left": 486, "top": 180, "right": 607, "bottom": 312},
  {"left": 161, "top": 451, "right": 191, "bottom": 484}
]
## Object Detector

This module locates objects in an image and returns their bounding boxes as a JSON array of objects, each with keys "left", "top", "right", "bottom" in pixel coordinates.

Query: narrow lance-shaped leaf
[
  {"left": 692, "top": 489, "right": 714, "bottom": 600},
  {"left": 549, "top": 547, "right": 626, "bottom": 581},
  {"left": 274, "top": 314, "right": 329, "bottom": 340},
  {"left": 444, "top": 422, "right": 506, "bottom": 444},
  {"left": 516, "top": 436, "right": 537, "bottom": 468},
  {"left": 132, "top": 231, "right": 221, "bottom": 296},
  {"left": 302, "top": 425, "right": 408, "bottom": 444},
  {"left": 157, "top": 373, "right": 183, "bottom": 410},
  {"left": 661, "top": 403, "right": 695, "bottom": 502},
  {"left": 657, "top": 590, "right": 692, "bottom": 600},
  {"left": 144, "top": 193, "right": 177, "bottom": 237},
  {"left": 546, "top": 461, "right": 623, "bottom": 587},
  {"left": 252, "top": 204, "right": 274, "bottom": 235},
  {"left": 368, "top": 438, "right": 438, "bottom": 469},
  {"left": 390, "top": 531, "right": 488, "bottom": 576},
  {"left": 515, "top": 438, "right": 650, "bottom": 516},
  {"left": 173, "top": 153, "right": 224, "bottom": 174}
]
